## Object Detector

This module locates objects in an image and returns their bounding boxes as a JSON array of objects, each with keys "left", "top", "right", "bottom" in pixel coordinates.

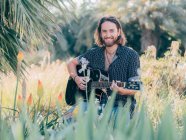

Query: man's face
[{"left": 101, "top": 21, "right": 120, "bottom": 47}]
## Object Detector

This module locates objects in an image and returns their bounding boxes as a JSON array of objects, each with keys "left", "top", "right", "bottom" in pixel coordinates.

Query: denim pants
[{"left": 66, "top": 102, "right": 132, "bottom": 123}]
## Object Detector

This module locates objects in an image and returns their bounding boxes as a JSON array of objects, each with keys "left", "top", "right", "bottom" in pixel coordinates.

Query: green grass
[{"left": 0, "top": 47, "right": 186, "bottom": 139}]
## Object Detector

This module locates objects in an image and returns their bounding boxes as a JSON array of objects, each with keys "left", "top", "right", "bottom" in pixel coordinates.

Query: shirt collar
[{"left": 101, "top": 44, "right": 123, "bottom": 56}]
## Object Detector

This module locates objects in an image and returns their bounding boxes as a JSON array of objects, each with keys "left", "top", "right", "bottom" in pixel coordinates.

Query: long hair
[{"left": 94, "top": 16, "right": 127, "bottom": 47}]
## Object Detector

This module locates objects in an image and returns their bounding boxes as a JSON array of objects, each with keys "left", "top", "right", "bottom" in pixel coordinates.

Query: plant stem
[
  {"left": 13, "top": 76, "right": 19, "bottom": 120},
  {"left": 37, "top": 98, "right": 41, "bottom": 113},
  {"left": 0, "top": 82, "right": 2, "bottom": 130},
  {"left": 0, "top": 83, "right": 2, "bottom": 120}
]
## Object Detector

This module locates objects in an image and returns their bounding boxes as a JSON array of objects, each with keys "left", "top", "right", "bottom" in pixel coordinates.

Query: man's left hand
[{"left": 110, "top": 80, "right": 120, "bottom": 92}]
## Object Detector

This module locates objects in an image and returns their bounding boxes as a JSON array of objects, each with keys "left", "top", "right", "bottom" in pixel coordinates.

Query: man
[{"left": 67, "top": 16, "right": 140, "bottom": 118}]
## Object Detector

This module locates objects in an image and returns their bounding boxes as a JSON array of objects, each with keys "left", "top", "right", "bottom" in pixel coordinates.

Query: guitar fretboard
[
  {"left": 91, "top": 81, "right": 141, "bottom": 90},
  {"left": 91, "top": 82, "right": 126, "bottom": 88}
]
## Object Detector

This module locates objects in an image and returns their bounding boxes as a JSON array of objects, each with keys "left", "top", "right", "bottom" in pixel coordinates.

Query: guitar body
[
  {"left": 65, "top": 65, "right": 108, "bottom": 105},
  {"left": 65, "top": 65, "right": 141, "bottom": 106}
]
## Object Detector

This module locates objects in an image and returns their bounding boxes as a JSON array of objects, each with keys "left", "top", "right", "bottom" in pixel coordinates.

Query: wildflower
[
  {"left": 27, "top": 94, "right": 33, "bottom": 106},
  {"left": 17, "top": 51, "right": 24, "bottom": 62},
  {"left": 58, "top": 92, "right": 63, "bottom": 102},
  {"left": 37, "top": 80, "right": 44, "bottom": 98},
  {"left": 17, "top": 95, "right": 22, "bottom": 110},
  {"left": 18, "top": 95, "right": 22, "bottom": 101}
]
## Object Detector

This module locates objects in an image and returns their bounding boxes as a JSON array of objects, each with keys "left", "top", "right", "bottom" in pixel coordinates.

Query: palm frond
[{"left": 0, "top": 0, "right": 75, "bottom": 75}]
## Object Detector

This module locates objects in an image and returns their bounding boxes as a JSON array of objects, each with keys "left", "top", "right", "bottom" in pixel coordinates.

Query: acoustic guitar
[{"left": 65, "top": 65, "right": 141, "bottom": 106}]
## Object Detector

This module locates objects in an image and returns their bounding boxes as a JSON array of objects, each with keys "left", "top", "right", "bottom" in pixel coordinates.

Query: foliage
[
  {"left": 51, "top": 0, "right": 186, "bottom": 59},
  {"left": 0, "top": 0, "right": 75, "bottom": 75},
  {"left": 0, "top": 45, "right": 186, "bottom": 139},
  {"left": 51, "top": 1, "right": 99, "bottom": 59},
  {"left": 0, "top": 1, "right": 186, "bottom": 139},
  {"left": 96, "top": 0, "right": 186, "bottom": 52},
  {"left": 0, "top": 92, "right": 186, "bottom": 140}
]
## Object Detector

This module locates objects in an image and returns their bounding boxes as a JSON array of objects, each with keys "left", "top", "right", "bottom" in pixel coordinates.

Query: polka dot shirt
[{"left": 77, "top": 45, "right": 140, "bottom": 107}]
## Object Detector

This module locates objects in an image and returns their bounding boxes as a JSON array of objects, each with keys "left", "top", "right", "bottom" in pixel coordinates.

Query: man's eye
[{"left": 110, "top": 30, "right": 114, "bottom": 33}]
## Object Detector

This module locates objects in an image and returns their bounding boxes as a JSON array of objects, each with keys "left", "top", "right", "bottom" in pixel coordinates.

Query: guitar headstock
[{"left": 125, "top": 81, "right": 142, "bottom": 90}]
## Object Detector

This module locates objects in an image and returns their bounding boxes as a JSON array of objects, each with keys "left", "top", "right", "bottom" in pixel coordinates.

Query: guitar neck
[{"left": 91, "top": 81, "right": 126, "bottom": 88}]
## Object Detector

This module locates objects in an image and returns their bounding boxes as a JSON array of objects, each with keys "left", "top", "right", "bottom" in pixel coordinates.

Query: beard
[{"left": 102, "top": 37, "right": 118, "bottom": 47}]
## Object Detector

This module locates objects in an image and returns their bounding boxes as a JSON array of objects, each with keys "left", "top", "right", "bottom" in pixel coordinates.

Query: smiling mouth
[
  {"left": 105, "top": 38, "right": 114, "bottom": 41},
  {"left": 105, "top": 37, "right": 113, "bottom": 39}
]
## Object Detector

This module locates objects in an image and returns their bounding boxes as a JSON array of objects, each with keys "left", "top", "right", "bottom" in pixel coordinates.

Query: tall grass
[
  {"left": 0, "top": 43, "right": 186, "bottom": 139},
  {"left": 0, "top": 60, "right": 69, "bottom": 111},
  {"left": 0, "top": 93, "right": 186, "bottom": 140}
]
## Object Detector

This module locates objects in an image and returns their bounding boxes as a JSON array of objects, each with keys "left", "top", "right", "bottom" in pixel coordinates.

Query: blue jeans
[{"left": 65, "top": 102, "right": 132, "bottom": 125}]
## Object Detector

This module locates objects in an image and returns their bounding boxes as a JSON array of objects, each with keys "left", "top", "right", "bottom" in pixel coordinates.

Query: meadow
[{"left": 0, "top": 43, "right": 186, "bottom": 140}]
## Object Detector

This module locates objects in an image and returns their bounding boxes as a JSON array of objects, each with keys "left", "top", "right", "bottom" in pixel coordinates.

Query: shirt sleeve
[{"left": 127, "top": 51, "right": 141, "bottom": 81}]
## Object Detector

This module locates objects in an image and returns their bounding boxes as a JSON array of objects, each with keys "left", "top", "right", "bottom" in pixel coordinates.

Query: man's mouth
[
  {"left": 105, "top": 38, "right": 114, "bottom": 41},
  {"left": 105, "top": 37, "right": 113, "bottom": 39}
]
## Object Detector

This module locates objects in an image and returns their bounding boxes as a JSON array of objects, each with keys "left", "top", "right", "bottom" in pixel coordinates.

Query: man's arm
[
  {"left": 117, "top": 87, "right": 136, "bottom": 95},
  {"left": 67, "top": 58, "right": 79, "bottom": 79},
  {"left": 110, "top": 81, "right": 136, "bottom": 95},
  {"left": 66, "top": 58, "right": 86, "bottom": 90}
]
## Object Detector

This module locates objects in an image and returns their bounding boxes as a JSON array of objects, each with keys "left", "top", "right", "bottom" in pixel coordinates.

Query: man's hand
[
  {"left": 110, "top": 80, "right": 137, "bottom": 95},
  {"left": 110, "top": 80, "right": 120, "bottom": 92},
  {"left": 74, "top": 76, "right": 87, "bottom": 90}
]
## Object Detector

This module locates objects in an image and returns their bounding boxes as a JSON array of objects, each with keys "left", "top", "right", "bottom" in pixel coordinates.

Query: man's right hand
[{"left": 74, "top": 76, "right": 87, "bottom": 90}]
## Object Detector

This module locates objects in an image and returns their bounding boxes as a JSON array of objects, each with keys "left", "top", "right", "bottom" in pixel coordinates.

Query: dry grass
[
  {"left": 140, "top": 48, "right": 186, "bottom": 128},
  {"left": 0, "top": 59, "right": 69, "bottom": 112},
  {"left": 0, "top": 47, "right": 186, "bottom": 127}
]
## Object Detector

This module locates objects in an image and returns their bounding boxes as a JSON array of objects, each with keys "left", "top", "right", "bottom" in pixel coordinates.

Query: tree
[
  {"left": 0, "top": 0, "right": 74, "bottom": 75},
  {"left": 96, "top": 0, "right": 186, "bottom": 54},
  {"left": 52, "top": 0, "right": 100, "bottom": 59}
]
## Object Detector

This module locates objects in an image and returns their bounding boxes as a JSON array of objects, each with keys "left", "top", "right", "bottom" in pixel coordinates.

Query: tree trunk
[{"left": 140, "top": 27, "right": 159, "bottom": 53}]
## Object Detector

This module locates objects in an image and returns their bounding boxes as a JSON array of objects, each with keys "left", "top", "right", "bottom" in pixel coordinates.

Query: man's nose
[{"left": 105, "top": 32, "right": 111, "bottom": 37}]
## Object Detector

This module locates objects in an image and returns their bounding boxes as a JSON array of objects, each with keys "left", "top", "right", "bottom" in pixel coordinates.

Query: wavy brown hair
[{"left": 94, "top": 16, "right": 127, "bottom": 47}]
